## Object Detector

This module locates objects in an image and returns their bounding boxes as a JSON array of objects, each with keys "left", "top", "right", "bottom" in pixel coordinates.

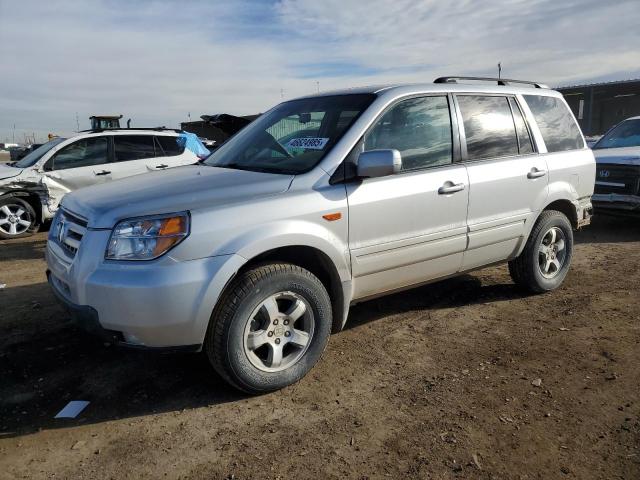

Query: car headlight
[{"left": 106, "top": 212, "right": 190, "bottom": 260}]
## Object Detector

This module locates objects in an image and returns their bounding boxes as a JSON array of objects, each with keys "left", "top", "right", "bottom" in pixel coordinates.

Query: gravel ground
[{"left": 0, "top": 216, "right": 638, "bottom": 479}]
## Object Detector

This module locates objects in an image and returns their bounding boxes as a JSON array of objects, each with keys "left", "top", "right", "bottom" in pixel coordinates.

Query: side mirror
[{"left": 357, "top": 149, "right": 402, "bottom": 178}]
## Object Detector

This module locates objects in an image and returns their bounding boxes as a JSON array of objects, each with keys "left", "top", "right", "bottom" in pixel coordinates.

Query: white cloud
[{"left": 0, "top": 0, "right": 639, "bottom": 142}]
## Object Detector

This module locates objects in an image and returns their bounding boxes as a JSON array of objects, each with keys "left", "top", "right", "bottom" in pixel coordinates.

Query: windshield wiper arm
[{"left": 212, "top": 162, "right": 295, "bottom": 175}]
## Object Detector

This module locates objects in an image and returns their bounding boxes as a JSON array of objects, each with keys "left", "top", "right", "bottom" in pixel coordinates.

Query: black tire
[
  {"left": 0, "top": 196, "right": 40, "bottom": 240},
  {"left": 205, "top": 263, "right": 332, "bottom": 394},
  {"left": 509, "top": 210, "right": 574, "bottom": 293}
]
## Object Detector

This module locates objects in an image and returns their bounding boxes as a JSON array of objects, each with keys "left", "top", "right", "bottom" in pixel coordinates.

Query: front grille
[
  {"left": 594, "top": 164, "right": 640, "bottom": 196},
  {"left": 51, "top": 209, "right": 87, "bottom": 258}
]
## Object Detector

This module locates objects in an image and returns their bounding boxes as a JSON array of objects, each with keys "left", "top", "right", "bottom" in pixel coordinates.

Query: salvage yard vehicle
[
  {"left": 0, "top": 129, "right": 209, "bottom": 239},
  {"left": 592, "top": 116, "right": 640, "bottom": 214},
  {"left": 9, "top": 143, "right": 43, "bottom": 162},
  {"left": 46, "top": 77, "right": 595, "bottom": 393}
]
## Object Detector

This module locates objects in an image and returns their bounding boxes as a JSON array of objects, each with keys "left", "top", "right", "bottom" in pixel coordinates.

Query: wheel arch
[
  {"left": 234, "top": 245, "right": 348, "bottom": 334},
  {"left": 516, "top": 197, "right": 578, "bottom": 258},
  {"left": 542, "top": 199, "right": 578, "bottom": 229}
]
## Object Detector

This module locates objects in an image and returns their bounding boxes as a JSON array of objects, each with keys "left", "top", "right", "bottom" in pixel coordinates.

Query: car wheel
[
  {"left": 508, "top": 210, "right": 573, "bottom": 293},
  {"left": 0, "top": 196, "right": 39, "bottom": 240},
  {"left": 205, "top": 263, "right": 332, "bottom": 394}
]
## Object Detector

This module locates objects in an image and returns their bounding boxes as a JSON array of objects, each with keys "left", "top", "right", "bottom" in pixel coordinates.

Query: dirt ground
[{"left": 0, "top": 216, "right": 638, "bottom": 479}]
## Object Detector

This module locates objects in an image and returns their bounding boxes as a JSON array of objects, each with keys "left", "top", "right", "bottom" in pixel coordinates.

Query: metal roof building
[{"left": 557, "top": 79, "right": 640, "bottom": 136}]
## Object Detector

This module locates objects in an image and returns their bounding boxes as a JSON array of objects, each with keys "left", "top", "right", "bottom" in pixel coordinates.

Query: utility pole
[
  {"left": 75, "top": 112, "right": 80, "bottom": 132},
  {"left": 316, "top": 81, "right": 320, "bottom": 93},
  {"left": 12, "top": 124, "right": 15, "bottom": 143},
  {"left": 498, "top": 62, "right": 502, "bottom": 79},
  {"left": 280, "top": 88, "right": 284, "bottom": 99}
]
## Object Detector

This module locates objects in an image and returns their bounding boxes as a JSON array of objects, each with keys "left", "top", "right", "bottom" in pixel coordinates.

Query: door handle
[
  {"left": 95, "top": 170, "right": 111, "bottom": 176},
  {"left": 438, "top": 182, "right": 465, "bottom": 194},
  {"left": 155, "top": 164, "right": 168, "bottom": 169},
  {"left": 527, "top": 168, "right": 547, "bottom": 179}
]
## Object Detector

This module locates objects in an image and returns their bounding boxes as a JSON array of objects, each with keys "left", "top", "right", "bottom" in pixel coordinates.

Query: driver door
[
  {"left": 42, "top": 136, "right": 111, "bottom": 191},
  {"left": 347, "top": 95, "right": 470, "bottom": 300}
]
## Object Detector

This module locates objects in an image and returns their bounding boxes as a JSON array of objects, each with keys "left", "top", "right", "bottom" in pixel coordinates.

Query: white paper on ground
[{"left": 55, "top": 400, "right": 90, "bottom": 418}]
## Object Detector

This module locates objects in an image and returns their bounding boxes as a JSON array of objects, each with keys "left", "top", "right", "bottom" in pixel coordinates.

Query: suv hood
[
  {"left": 62, "top": 165, "right": 294, "bottom": 228},
  {"left": 0, "top": 164, "right": 22, "bottom": 180},
  {"left": 593, "top": 146, "right": 640, "bottom": 166}
]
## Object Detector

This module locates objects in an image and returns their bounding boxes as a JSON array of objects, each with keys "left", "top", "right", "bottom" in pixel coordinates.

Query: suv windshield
[
  {"left": 593, "top": 118, "right": 640, "bottom": 149},
  {"left": 204, "top": 94, "right": 375, "bottom": 174},
  {"left": 13, "top": 137, "right": 67, "bottom": 168}
]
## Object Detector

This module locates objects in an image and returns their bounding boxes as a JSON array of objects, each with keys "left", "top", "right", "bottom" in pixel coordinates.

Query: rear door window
[
  {"left": 364, "top": 95, "right": 453, "bottom": 171},
  {"left": 155, "top": 136, "right": 186, "bottom": 156},
  {"left": 509, "top": 98, "right": 534, "bottom": 154},
  {"left": 457, "top": 95, "right": 519, "bottom": 160},
  {"left": 113, "top": 135, "right": 156, "bottom": 161},
  {"left": 523, "top": 95, "right": 584, "bottom": 152}
]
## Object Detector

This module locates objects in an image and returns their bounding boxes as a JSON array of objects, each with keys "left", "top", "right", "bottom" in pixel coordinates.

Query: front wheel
[
  {"left": 509, "top": 210, "right": 574, "bottom": 293},
  {"left": 0, "top": 196, "right": 39, "bottom": 240},
  {"left": 205, "top": 263, "right": 332, "bottom": 394}
]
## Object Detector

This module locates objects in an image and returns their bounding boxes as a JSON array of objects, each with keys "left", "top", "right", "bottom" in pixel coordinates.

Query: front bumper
[
  {"left": 592, "top": 193, "right": 640, "bottom": 214},
  {"left": 46, "top": 231, "right": 246, "bottom": 348},
  {"left": 48, "top": 271, "right": 123, "bottom": 343}
]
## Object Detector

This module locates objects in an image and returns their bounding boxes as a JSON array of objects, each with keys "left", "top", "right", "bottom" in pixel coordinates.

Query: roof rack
[
  {"left": 79, "top": 127, "right": 184, "bottom": 133},
  {"left": 434, "top": 76, "right": 549, "bottom": 89}
]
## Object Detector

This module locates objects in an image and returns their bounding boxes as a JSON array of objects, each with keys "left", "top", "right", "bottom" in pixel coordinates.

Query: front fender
[
  {"left": 221, "top": 219, "right": 351, "bottom": 282},
  {"left": 190, "top": 220, "right": 351, "bottom": 343}
]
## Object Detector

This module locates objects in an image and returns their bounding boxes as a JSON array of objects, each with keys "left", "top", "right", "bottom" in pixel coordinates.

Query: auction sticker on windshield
[{"left": 286, "top": 137, "right": 329, "bottom": 150}]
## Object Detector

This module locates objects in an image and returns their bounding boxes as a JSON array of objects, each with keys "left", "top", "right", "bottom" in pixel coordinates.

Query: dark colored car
[{"left": 592, "top": 116, "right": 640, "bottom": 214}]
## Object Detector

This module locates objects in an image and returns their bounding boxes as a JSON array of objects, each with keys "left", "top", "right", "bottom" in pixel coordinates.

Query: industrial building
[
  {"left": 181, "top": 113, "right": 260, "bottom": 145},
  {"left": 557, "top": 79, "right": 640, "bottom": 136}
]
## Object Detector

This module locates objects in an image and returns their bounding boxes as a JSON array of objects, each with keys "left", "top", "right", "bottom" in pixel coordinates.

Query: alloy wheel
[
  {"left": 243, "top": 291, "right": 315, "bottom": 372},
  {"left": 538, "top": 226, "right": 567, "bottom": 279},
  {"left": 0, "top": 204, "right": 32, "bottom": 236}
]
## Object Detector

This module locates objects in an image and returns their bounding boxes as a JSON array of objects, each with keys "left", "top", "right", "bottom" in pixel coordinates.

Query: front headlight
[{"left": 106, "top": 212, "right": 190, "bottom": 261}]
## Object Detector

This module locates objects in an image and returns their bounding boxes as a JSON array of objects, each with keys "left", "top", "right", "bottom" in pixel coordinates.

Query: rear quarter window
[
  {"left": 523, "top": 95, "right": 584, "bottom": 152},
  {"left": 155, "top": 136, "right": 186, "bottom": 156}
]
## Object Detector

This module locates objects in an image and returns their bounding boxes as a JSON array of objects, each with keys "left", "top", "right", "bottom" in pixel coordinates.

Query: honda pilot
[{"left": 46, "top": 77, "right": 595, "bottom": 393}]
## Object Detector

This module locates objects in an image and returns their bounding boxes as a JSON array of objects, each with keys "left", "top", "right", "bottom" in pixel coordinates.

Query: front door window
[{"left": 51, "top": 137, "right": 108, "bottom": 170}]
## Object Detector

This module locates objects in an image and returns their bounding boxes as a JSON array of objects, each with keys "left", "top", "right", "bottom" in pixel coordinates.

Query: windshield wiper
[{"left": 213, "top": 163, "right": 295, "bottom": 175}]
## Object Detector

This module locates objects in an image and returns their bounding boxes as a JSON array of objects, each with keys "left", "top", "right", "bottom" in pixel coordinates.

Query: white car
[{"left": 0, "top": 129, "right": 208, "bottom": 239}]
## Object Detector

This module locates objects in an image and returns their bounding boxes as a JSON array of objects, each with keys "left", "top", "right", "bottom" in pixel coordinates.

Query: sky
[{"left": 1, "top": 0, "right": 639, "bottom": 142}]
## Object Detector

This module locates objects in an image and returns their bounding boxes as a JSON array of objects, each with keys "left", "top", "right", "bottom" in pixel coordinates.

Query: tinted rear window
[
  {"left": 155, "top": 136, "right": 185, "bottom": 156},
  {"left": 114, "top": 135, "right": 156, "bottom": 161},
  {"left": 523, "top": 95, "right": 584, "bottom": 152},
  {"left": 457, "top": 95, "right": 519, "bottom": 160}
]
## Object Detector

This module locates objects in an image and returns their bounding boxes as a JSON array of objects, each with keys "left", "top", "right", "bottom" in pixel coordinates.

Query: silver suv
[{"left": 46, "top": 77, "right": 595, "bottom": 393}]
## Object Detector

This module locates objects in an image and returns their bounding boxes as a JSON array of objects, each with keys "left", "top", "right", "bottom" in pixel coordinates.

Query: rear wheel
[
  {"left": 509, "top": 210, "right": 573, "bottom": 293},
  {"left": 205, "top": 263, "right": 332, "bottom": 394},
  {"left": 0, "top": 196, "right": 39, "bottom": 240}
]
